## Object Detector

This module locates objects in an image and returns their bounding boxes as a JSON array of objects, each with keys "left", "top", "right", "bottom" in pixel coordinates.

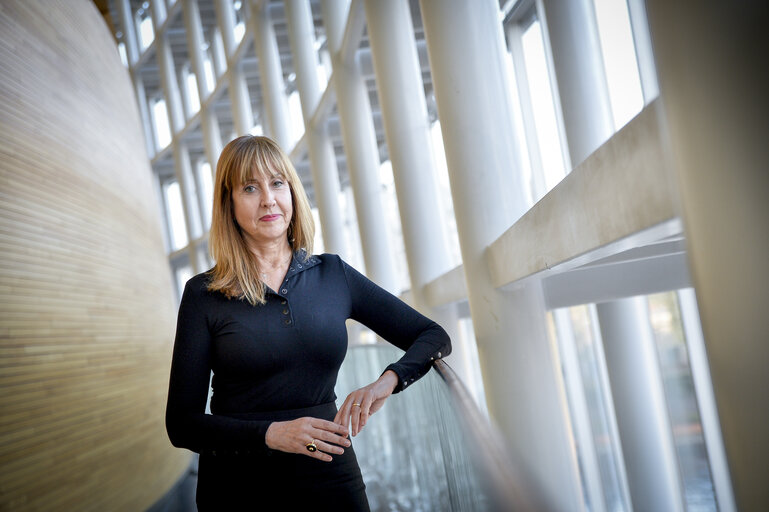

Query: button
[
  {"left": 298, "top": 264, "right": 302, "bottom": 268},
  {"left": 280, "top": 300, "right": 287, "bottom": 305},
  {"left": 284, "top": 318, "right": 292, "bottom": 325},
  {"left": 282, "top": 309, "right": 289, "bottom": 315},
  {"left": 281, "top": 288, "right": 287, "bottom": 294},
  {"left": 289, "top": 267, "right": 294, "bottom": 271},
  {"left": 437, "top": 352, "right": 441, "bottom": 358}
]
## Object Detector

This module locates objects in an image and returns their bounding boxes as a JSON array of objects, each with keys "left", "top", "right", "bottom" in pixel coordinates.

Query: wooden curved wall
[{"left": 0, "top": 1, "right": 190, "bottom": 509}]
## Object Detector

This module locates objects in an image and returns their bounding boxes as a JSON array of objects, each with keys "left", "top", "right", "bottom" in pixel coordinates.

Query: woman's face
[{"left": 231, "top": 171, "right": 293, "bottom": 250}]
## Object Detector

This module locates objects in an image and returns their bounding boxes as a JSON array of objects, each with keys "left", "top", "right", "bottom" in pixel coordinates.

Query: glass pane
[
  {"left": 379, "top": 160, "right": 409, "bottom": 294},
  {"left": 174, "top": 264, "right": 193, "bottom": 302},
  {"left": 593, "top": 0, "right": 644, "bottom": 129},
  {"left": 118, "top": 42, "right": 128, "bottom": 67},
  {"left": 570, "top": 305, "right": 627, "bottom": 512},
  {"left": 521, "top": 20, "right": 567, "bottom": 191},
  {"left": 288, "top": 90, "right": 305, "bottom": 147},
  {"left": 197, "top": 161, "right": 213, "bottom": 230},
  {"left": 648, "top": 292, "right": 717, "bottom": 511},
  {"left": 336, "top": 344, "right": 493, "bottom": 511},
  {"left": 429, "top": 121, "right": 462, "bottom": 268},
  {"left": 138, "top": 14, "right": 154, "bottom": 50},
  {"left": 164, "top": 180, "right": 189, "bottom": 251},
  {"left": 151, "top": 98, "right": 172, "bottom": 149},
  {"left": 311, "top": 207, "right": 324, "bottom": 254},
  {"left": 186, "top": 71, "right": 201, "bottom": 113}
]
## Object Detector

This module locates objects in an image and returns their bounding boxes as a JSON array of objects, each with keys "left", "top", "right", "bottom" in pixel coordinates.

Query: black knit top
[{"left": 165, "top": 252, "right": 451, "bottom": 456}]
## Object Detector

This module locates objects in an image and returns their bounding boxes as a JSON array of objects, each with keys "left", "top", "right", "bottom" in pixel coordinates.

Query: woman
[{"left": 166, "top": 135, "right": 451, "bottom": 510}]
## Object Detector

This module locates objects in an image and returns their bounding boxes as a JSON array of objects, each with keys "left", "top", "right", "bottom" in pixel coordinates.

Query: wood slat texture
[{"left": 0, "top": 1, "right": 190, "bottom": 510}]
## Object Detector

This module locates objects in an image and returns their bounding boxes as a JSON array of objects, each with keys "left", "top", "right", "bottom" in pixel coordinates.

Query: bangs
[{"left": 231, "top": 140, "right": 291, "bottom": 188}]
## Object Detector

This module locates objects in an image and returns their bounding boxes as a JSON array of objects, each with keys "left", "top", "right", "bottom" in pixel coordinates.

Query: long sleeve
[
  {"left": 341, "top": 259, "right": 451, "bottom": 393},
  {"left": 165, "top": 279, "right": 272, "bottom": 456}
]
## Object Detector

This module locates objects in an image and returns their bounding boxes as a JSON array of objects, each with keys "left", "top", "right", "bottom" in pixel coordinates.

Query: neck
[{"left": 248, "top": 239, "right": 293, "bottom": 268}]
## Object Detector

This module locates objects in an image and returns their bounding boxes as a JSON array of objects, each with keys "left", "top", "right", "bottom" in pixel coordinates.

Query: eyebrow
[{"left": 243, "top": 173, "right": 282, "bottom": 184}]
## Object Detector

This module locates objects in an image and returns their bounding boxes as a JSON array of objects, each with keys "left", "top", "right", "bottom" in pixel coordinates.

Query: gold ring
[
  {"left": 306, "top": 440, "right": 317, "bottom": 452},
  {"left": 352, "top": 403, "right": 361, "bottom": 407}
]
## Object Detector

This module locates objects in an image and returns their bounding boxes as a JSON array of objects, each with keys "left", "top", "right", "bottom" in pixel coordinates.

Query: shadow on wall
[{"left": 0, "top": 0, "right": 189, "bottom": 510}]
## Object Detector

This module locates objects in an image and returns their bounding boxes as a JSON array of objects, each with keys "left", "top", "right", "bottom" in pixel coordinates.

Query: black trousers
[{"left": 196, "top": 402, "right": 370, "bottom": 511}]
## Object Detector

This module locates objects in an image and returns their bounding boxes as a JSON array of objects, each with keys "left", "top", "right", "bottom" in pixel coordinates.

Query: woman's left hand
[{"left": 334, "top": 370, "right": 399, "bottom": 436}]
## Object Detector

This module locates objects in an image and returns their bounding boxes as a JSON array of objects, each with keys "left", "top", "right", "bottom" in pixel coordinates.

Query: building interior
[{"left": 0, "top": 0, "right": 767, "bottom": 510}]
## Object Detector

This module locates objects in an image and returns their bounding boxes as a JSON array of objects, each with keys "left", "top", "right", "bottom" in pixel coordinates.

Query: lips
[{"left": 260, "top": 214, "right": 282, "bottom": 221}]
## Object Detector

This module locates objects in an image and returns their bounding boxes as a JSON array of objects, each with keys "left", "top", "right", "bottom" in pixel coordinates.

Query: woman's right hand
[{"left": 265, "top": 417, "right": 351, "bottom": 462}]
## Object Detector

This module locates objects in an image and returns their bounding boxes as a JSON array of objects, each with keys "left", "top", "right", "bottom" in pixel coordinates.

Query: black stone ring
[{"left": 306, "top": 440, "right": 317, "bottom": 452}]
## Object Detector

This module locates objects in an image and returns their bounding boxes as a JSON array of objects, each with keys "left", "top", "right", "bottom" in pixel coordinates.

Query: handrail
[{"left": 434, "top": 359, "right": 541, "bottom": 511}]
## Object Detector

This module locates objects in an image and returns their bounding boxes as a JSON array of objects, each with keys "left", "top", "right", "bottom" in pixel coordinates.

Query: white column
[
  {"left": 540, "top": 0, "right": 613, "bottom": 167},
  {"left": 284, "top": 0, "right": 346, "bottom": 256},
  {"left": 419, "top": 0, "right": 581, "bottom": 509},
  {"left": 210, "top": 28, "right": 227, "bottom": 80},
  {"left": 116, "top": 0, "right": 139, "bottom": 65},
  {"left": 362, "top": 0, "right": 461, "bottom": 366},
  {"left": 596, "top": 298, "right": 685, "bottom": 512},
  {"left": 172, "top": 142, "right": 202, "bottom": 273},
  {"left": 626, "top": 0, "right": 659, "bottom": 104},
  {"left": 181, "top": 0, "right": 223, "bottom": 169},
  {"left": 250, "top": 0, "right": 292, "bottom": 149},
  {"left": 214, "top": 0, "right": 254, "bottom": 135},
  {"left": 155, "top": 32, "right": 185, "bottom": 134},
  {"left": 149, "top": 0, "right": 167, "bottom": 29},
  {"left": 677, "top": 289, "right": 736, "bottom": 512},
  {"left": 553, "top": 309, "right": 608, "bottom": 512},
  {"left": 320, "top": 0, "right": 397, "bottom": 292},
  {"left": 132, "top": 72, "right": 155, "bottom": 158},
  {"left": 178, "top": 67, "right": 193, "bottom": 120}
]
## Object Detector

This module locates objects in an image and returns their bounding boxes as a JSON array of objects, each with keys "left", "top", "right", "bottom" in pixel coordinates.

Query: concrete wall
[{"left": 0, "top": 1, "right": 190, "bottom": 509}]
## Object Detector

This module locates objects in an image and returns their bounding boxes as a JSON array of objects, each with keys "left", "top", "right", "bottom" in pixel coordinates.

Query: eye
[
  {"left": 272, "top": 179, "right": 285, "bottom": 188},
  {"left": 243, "top": 185, "right": 257, "bottom": 193}
]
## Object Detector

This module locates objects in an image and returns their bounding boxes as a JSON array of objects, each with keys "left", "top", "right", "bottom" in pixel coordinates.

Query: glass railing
[{"left": 335, "top": 344, "right": 537, "bottom": 512}]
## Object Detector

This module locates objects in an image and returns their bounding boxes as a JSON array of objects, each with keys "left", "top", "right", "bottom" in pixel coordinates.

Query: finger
[
  {"left": 333, "top": 400, "right": 350, "bottom": 428},
  {"left": 350, "top": 400, "right": 361, "bottom": 436},
  {"left": 302, "top": 437, "right": 334, "bottom": 462},
  {"left": 314, "top": 428, "right": 352, "bottom": 448},
  {"left": 359, "top": 394, "right": 374, "bottom": 431},
  {"left": 312, "top": 418, "right": 350, "bottom": 437},
  {"left": 315, "top": 439, "right": 345, "bottom": 455}
]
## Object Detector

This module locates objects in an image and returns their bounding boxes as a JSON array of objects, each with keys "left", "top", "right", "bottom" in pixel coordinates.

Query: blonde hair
[{"left": 207, "top": 135, "right": 314, "bottom": 305}]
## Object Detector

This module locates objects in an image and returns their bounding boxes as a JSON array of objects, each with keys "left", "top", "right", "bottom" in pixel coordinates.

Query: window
[
  {"left": 592, "top": 0, "right": 644, "bottom": 129},
  {"left": 505, "top": 8, "right": 569, "bottom": 203},
  {"left": 520, "top": 19, "right": 567, "bottom": 192},
  {"left": 287, "top": 89, "right": 305, "bottom": 146},
  {"left": 185, "top": 67, "right": 201, "bottom": 114},
  {"left": 117, "top": 41, "right": 128, "bottom": 67},
  {"left": 379, "top": 160, "right": 409, "bottom": 294},
  {"left": 233, "top": 0, "right": 246, "bottom": 44},
  {"left": 551, "top": 305, "right": 630, "bottom": 512},
  {"left": 137, "top": 12, "right": 154, "bottom": 50},
  {"left": 196, "top": 161, "right": 213, "bottom": 230},
  {"left": 163, "top": 180, "right": 188, "bottom": 251},
  {"left": 648, "top": 291, "right": 717, "bottom": 511},
  {"left": 150, "top": 97, "right": 172, "bottom": 150},
  {"left": 429, "top": 121, "right": 462, "bottom": 268}
]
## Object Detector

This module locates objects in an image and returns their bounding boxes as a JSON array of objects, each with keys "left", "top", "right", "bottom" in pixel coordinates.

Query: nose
[{"left": 261, "top": 187, "right": 275, "bottom": 207}]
